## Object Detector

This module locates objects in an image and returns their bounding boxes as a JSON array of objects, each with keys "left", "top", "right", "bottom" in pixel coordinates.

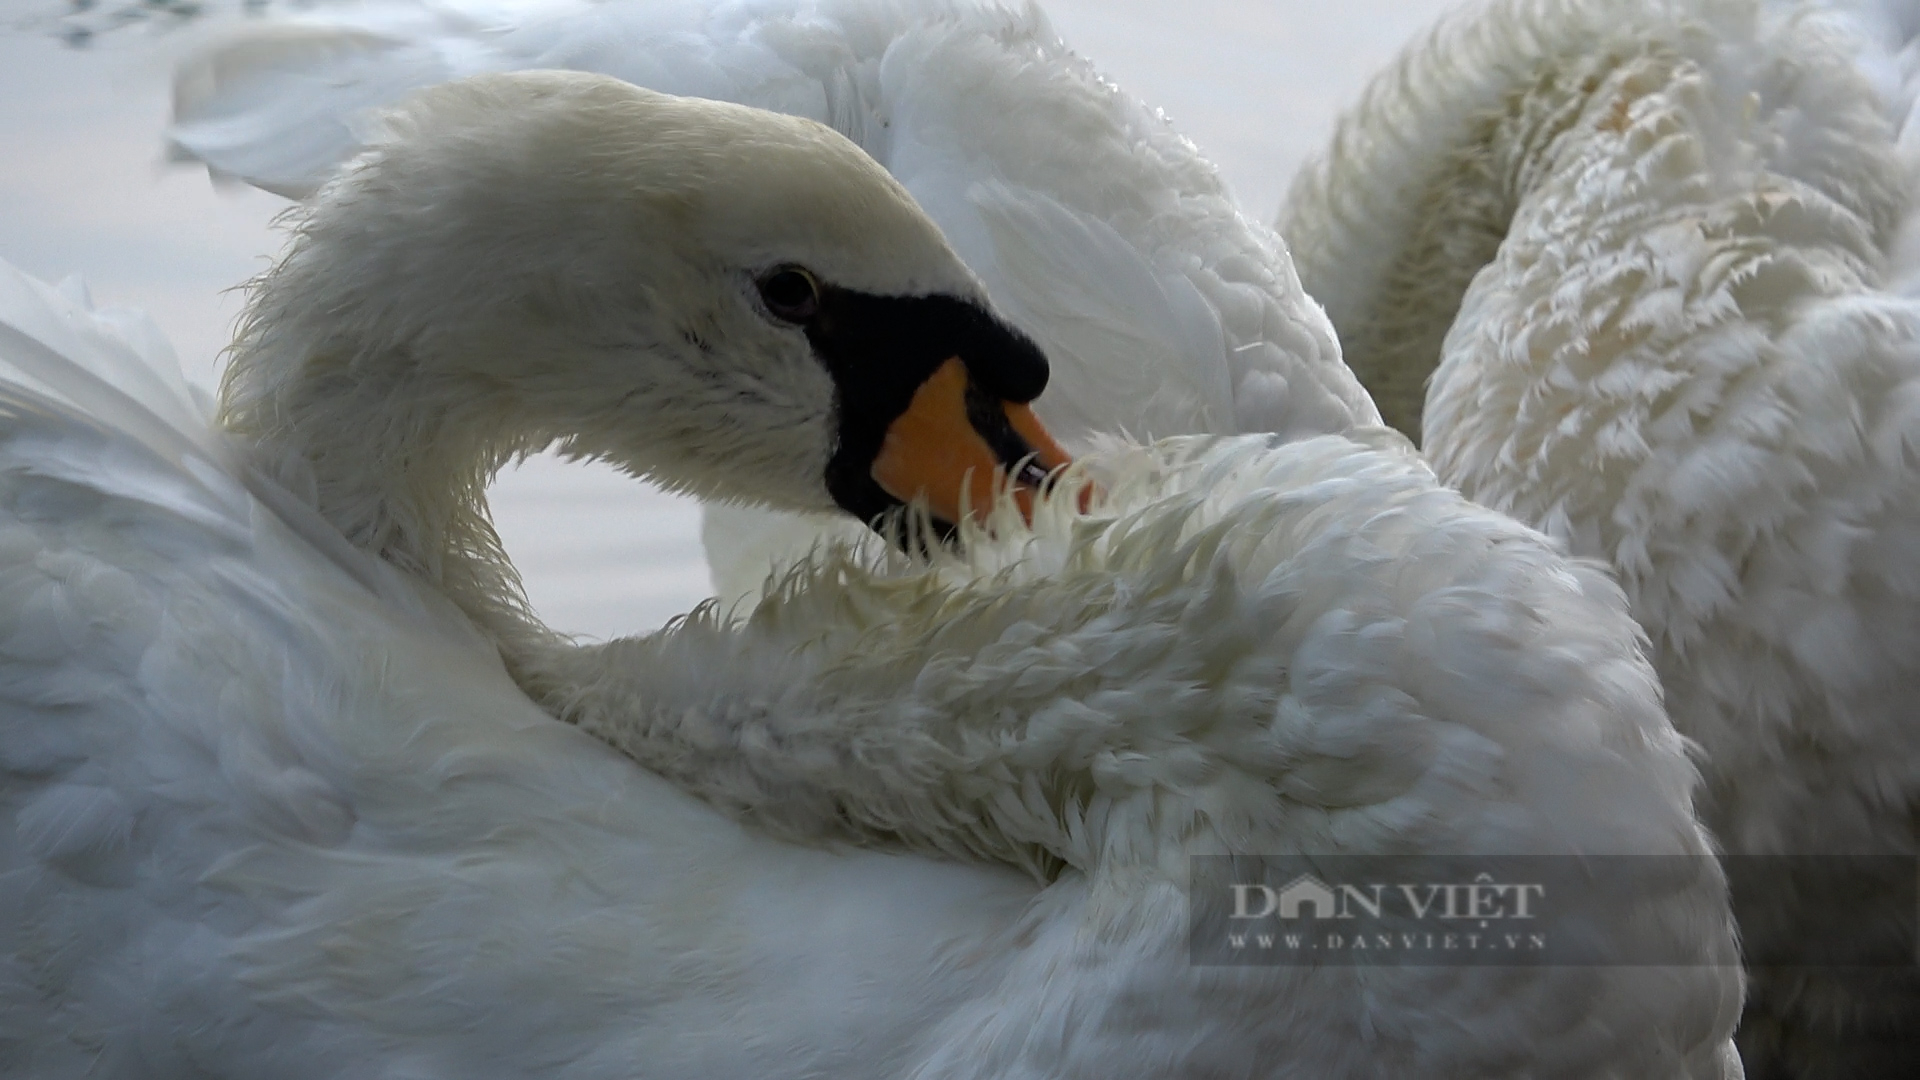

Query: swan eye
[{"left": 757, "top": 267, "right": 820, "bottom": 323}]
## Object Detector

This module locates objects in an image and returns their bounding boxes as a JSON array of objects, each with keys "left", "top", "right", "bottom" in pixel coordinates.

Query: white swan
[
  {"left": 1280, "top": 0, "right": 1920, "bottom": 1073},
  {"left": 0, "top": 68, "right": 1749, "bottom": 1075},
  {"left": 165, "top": 0, "right": 1370, "bottom": 609}
]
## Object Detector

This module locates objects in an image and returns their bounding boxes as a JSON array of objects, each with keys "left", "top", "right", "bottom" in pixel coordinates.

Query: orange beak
[{"left": 869, "top": 357, "right": 1078, "bottom": 526}]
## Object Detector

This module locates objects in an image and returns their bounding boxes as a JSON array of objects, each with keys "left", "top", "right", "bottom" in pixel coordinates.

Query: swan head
[{"left": 224, "top": 70, "right": 1070, "bottom": 558}]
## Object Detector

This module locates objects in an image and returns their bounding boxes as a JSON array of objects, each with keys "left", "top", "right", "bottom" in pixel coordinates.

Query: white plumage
[
  {"left": 0, "top": 27, "right": 1748, "bottom": 1078},
  {"left": 166, "top": 0, "right": 1373, "bottom": 608},
  {"left": 1281, "top": 0, "right": 1920, "bottom": 1073}
]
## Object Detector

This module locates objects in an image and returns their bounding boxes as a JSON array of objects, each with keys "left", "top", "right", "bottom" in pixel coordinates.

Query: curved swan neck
[
  {"left": 1305, "top": 1, "right": 1907, "bottom": 653},
  {"left": 1308, "top": 68, "right": 1597, "bottom": 440},
  {"left": 1284, "top": 1, "right": 1908, "bottom": 446},
  {"left": 1281, "top": 2, "right": 1690, "bottom": 440},
  {"left": 220, "top": 322, "right": 553, "bottom": 657}
]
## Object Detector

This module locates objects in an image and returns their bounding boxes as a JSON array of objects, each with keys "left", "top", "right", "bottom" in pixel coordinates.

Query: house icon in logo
[{"left": 1276, "top": 874, "right": 1340, "bottom": 919}]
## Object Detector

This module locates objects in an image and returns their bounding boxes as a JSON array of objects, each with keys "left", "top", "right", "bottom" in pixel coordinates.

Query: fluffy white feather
[{"left": 1281, "top": 0, "right": 1920, "bottom": 1073}]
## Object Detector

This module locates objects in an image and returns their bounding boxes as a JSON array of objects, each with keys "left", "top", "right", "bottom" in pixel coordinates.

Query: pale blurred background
[{"left": 0, "top": 0, "right": 1460, "bottom": 637}]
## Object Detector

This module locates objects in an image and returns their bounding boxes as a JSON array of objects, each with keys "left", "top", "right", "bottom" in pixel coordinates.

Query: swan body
[
  {"left": 0, "top": 268, "right": 1746, "bottom": 1077},
  {"left": 166, "top": 0, "right": 1374, "bottom": 607},
  {"left": 0, "top": 60, "right": 1749, "bottom": 1075},
  {"left": 1280, "top": 0, "right": 1920, "bottom": 1072}
]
